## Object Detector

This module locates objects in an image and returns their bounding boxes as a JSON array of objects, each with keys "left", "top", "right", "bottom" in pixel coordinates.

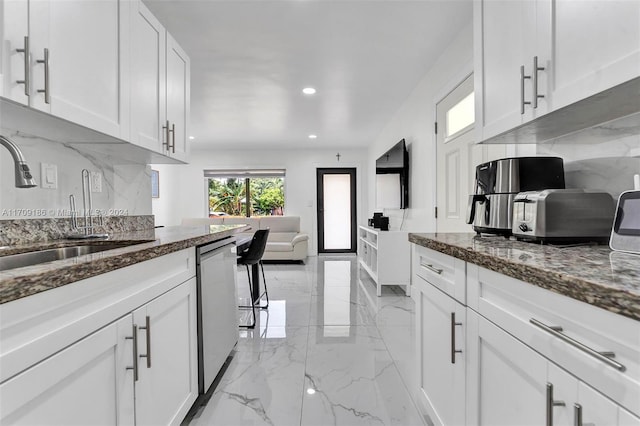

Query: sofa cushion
[
  {"left": 259, "top": 216, "right": 300, "bottom": 233},
  {"left": 267, "top": 232, "right": 298, "bottom": 242},
  {"left": 266, "top": 242, "right": 294, "bottom": 252}
]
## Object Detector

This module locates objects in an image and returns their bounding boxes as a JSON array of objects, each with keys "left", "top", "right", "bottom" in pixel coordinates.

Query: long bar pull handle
[
  {"left": 420, "top": 260, "right": 443, "bottom": 275},
  {"left": 125, "top": 324, "right": 139, "bottom": 381},
  {"left": 573, "top": 403, "right": 583, "bottom": 426},
  {"left": 546, "top": 383, "right": 566, "bottom": 426},
  {"left": 451, "top": 312, "right": 463, "bottom": 364},
  {"left": 16, "top": 36, "right": 30, "bottom": 96},
  {"left": 533, "top": 56, "right": 545, "bottom": 108},
  {"left": 36, "top": 48, "right": 50, "bottom": 104},
  {"left": 169, "top": 123, "right": 176, "bottom": 153},
  {"left": 530, "top": 318, "right": 626, "bottom": 372},
  {"left": 138, "top": 316, "right": 152, "bottom": 368},
  {"left": 162, "top": 120, "right": 170, "bottom": 151},
  {"left": 520, "top": 65, "right": 531, "bottom": 114}
]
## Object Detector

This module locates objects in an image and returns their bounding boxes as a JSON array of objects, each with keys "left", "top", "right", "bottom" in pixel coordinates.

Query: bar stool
[{"left": 237, "top": 229, "right": 270, "bottom": 328}]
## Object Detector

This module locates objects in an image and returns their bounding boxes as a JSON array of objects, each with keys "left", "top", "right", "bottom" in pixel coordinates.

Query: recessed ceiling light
[
  {"left": 306, "top": 388, "right": 316, "bottom": 395},
  {"left": 189, "top": 136, "right": 195, "bottom": 140},
  {"left": 302, "top": 87, "right": 316, "bottom": 95},
  {"left": 308, "top": 134, "right": 317, "bottom": 139}
]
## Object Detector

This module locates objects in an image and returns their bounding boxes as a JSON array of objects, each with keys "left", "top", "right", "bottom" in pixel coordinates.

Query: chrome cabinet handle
[
  {"left": 520, "top": 65, "right": 531, "bottom": 114},
  {"left": 36, "top": 48, "right": 50, "bottom": 104},
  {"left": 530, "top": 318, "right": 626, "bottom": 372},
  {"left": 125, "top": 324, "right": 139, "bottom": 381},
  {"left": 533, "top": 56, "right": 545, "bottom": 108},
  {"left": 16, "top": 36, "right": 30, "bottom": 96},
  {"left": 420, "top": 260, "right": 443, "bottom": 275},
  {"left": 450, "top": 312, "right": 462, "bottom": 364},
  {"left": 546, "top": 383, "right": 566, "bottom": 426},
  {"left": 573, "top": 403, "right": 583, "bottom": 426},
  {"left": 162, "top": 120, "right": 170, "bottom": 151},
  {"left": 169, "top": 123, "right": 176, "bottom": 153},
  {"left": 138, "top": 316, "right": 152, "bottom": 368}
]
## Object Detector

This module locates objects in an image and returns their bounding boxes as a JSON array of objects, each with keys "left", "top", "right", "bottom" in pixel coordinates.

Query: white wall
[
  {"left": 367, "top": 21, "right": 474, "bottom": 233},
  {"left": 0, "top": 129, "right": 151, "bottom": 219},
  {"left": 152, "top": 147, "right": 368, "bottom": 256}
]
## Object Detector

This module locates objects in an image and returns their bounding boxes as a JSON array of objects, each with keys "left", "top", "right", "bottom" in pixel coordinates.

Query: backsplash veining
[{"left": 0, "top": 129, "right": 152, "bottom": 219}]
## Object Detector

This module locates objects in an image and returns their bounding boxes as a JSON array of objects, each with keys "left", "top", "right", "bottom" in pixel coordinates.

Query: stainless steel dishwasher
[{"left": 196, "top": 236, "right": 239, "bottom": 394}]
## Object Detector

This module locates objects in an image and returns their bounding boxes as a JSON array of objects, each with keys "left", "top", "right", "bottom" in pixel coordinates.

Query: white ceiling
[{"left": 144, "top": 0, "right": 473, "bottom": 150}]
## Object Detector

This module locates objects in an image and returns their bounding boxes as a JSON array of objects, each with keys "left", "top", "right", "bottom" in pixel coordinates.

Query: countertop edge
[
  {"left": 0, "top": 225, "right": 250, "bottom": 304},
  {"left": 408, "top": 233, "right": 640, "bottom": 322}
]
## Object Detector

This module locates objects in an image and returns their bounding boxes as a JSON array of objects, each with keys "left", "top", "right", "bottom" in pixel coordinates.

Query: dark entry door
[{"left": 316, "top": 168, "right": 357, "bottom": 253}]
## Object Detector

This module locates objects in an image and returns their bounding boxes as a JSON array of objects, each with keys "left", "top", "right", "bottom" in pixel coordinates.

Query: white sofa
[{"left": 181, "top": 216, "right": 309, "bottom": 262}]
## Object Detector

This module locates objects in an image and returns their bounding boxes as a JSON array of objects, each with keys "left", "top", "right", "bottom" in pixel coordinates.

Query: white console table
[{"left": 358, "top": 225, "right": 411, "bottom": 296}]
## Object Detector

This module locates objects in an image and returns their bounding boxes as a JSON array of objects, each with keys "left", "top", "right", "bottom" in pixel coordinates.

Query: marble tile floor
[{"left": 187, "top": 255, "right": 424, "bottom": 426}]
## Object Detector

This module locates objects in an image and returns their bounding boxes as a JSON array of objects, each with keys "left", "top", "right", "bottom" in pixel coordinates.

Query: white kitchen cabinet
[
  {"left": 130, "top": 0, "right": 166, "bottom": 153},
  {"left": 0, "top": 314, "right": 135, "bottom": 425},
  {"left": 415, "top": 273, "right": 466, "bottom": 426},
  {"left": 165, "top": 32, "right": 190, "bottom": 162},
  {"left": 474, "top": 0, "right": 640, "bottom": 142},
  {"left": 0, "top": 0, "right": 29, "bottom": 104},
  {"left": 358, "top": 226, "right": 410, "bottom": 296},
  {"left": 542, "top": 0, "right": 640, "bottom": 112},
  {"left": 134, "top": 278, "right": 198, "bottom": 426},
  {"left": 5, "top": 0, "right": 131, "bottom": 139},
  {"left": 130, "top": 0, "right": 190, "bottom": 162},
  {"left": 466, "top": 310, "right": 547, "bottom": 426}
]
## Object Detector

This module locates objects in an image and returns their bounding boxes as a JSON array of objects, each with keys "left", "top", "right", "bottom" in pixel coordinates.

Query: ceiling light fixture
[
  {"left": 306, "top": 388, "right": 316, "bottom": 395},
  {"left": 308, "top": 134, "right": 317, "bottom": 139},
  {"left": 189, "top": 136, "right": 195, "bottom": 140},
  {"left": 302, "top": 87, "right": 316, "bottom": 95}
]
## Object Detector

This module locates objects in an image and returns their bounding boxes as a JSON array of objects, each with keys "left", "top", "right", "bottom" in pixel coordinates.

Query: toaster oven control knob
[{"left": 519, "top": 223, "right": 529, "bottom": 232}]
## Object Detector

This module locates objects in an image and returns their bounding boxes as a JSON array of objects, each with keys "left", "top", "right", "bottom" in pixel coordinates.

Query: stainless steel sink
[{"left": 0, "top": 242, "right": 148, "bottom": 271}]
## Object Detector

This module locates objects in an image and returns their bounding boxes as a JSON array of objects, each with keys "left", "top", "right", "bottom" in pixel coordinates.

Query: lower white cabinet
[
  {"left": 415, "top": 274, "right": 466, "bottom": 426},
  {"left": 0, "top": 248, "right": 199, "bottom": 425},
  {"left": 358, "top": 225, "right": 410, "bottom": 296},
  {"left": 134, "top": 278, "right": 198, "bottom": 426},
  {"left": 0, "top": 315, "right": 135, "bottom": 425},
  {"left": 412, "top": 243, "right": 640, "bottom": 426}
]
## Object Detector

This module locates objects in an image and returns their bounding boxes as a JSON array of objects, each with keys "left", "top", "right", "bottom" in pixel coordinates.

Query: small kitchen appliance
[
  {"left": 512, "top": 189, "right": 615, "bottom": 243},
  {"left": 610, "top": 190, "right": 640, "bottom": 254},
  {"left": 466, "top": 157, "right": 565, "bottom": 235}
]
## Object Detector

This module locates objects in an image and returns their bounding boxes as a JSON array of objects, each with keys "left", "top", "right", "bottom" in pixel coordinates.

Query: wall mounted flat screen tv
[{"left": 376, "top": 139, "right": 409, "bottom": 209}]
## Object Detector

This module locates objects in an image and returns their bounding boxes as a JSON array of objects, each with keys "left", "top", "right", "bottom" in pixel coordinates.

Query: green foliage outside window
[{"left": 208, "top": 177, "right": 284, "bottom": 217}]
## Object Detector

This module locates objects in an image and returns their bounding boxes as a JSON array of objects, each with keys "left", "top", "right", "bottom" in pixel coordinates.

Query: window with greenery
[{"left": 205, "top": 170, "right": 285, "bottom": 217}]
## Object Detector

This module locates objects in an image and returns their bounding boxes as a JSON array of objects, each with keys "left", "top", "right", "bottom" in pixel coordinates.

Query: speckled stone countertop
[
  {"left": 0, "top": 224, "right": 250, "bottom": 304},
  {"left": 409, "top": 233, "right": 640, "bottom": 322}
]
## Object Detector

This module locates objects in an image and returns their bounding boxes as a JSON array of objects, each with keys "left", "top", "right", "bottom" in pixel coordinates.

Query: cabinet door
[
  {"left": 466, "top": 310, "right": 547, "bottom": 425},
  {"left": 130, "top": 0, "right": 166, "bottom": 153},
  {"left": 416, "top": 277, "right": 465, "bottom": 426},
  {"left": 1, "top": 0, "right": 29, "bottom": 104},
  {"left": 475, "top": 0, "right": 536, "bottom": 141},
  {"left": 29, "top": 0, "right": 130, "bottom": 139},
  {"left": 134, "top": 278, "right": 198, "bottom": 426},
  {"left": 0, "top": 314, "right": 135, "bottom": 426},
  {"left": 166, "top": 32, "right": 190, "bottom": 162},
  {"left": 619, "top": 407, "right": 640, "bottom": 426},
  {"left": 544, "top": 0, "right": 640, "bottom": 111}
]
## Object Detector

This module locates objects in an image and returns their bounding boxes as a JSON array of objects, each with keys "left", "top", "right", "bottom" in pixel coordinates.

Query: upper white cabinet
[
  {"left": 130, "top": 1, "right": 190, "bottom": 162},
  {"left": 2, "top": 0, "right": 130, "bottom": 139},
  {"left": 130, "top": 0, "right": 166, "bottom": 153},
  {"left": 474, "top": 0, "right": 640, "bottom": 142},
  {"left": 1, "top": 0, "right": 190, "bottom": 163},
  {"left": 165, "top": 32, "right": 190, "bottom": 163}
]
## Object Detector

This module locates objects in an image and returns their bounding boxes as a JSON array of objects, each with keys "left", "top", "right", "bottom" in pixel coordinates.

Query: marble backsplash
[
  {"left": 0, "top": 129, "right": 152, "bottom": 219},
  {"left": 537, "top": 135, "right": 640, "bottom": 198},
  {"left": 0, "top": 215, "right": 155, "bottom": 245}
]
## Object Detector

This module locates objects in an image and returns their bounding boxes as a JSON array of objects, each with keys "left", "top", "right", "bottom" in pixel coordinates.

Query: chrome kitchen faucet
[{"left": 0, "top": 135, "right": 37, "bottom": 188}]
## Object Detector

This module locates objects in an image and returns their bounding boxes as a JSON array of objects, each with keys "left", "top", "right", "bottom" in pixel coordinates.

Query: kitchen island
[{"left": 409, "top": 233, "right": 639, "bottom": 426}]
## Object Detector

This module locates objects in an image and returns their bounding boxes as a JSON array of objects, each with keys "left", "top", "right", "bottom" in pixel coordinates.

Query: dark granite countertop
[
  {"left": 0, "top": 224, "right": 250, "bottom": 304},
  {"left": 409, "top": 233, "right": 640, "bottom": 322}
]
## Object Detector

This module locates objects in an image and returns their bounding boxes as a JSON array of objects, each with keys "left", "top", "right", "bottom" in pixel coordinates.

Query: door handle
[
  {"left": 36, "top": 48, "right": 50, "bottom": 104},
  {"left": 125, "top": 324, "right": 139, "bottom": 381},
  {"left": 533, "top": 56, "right": 545, "bottom": 109},
  {"left": 138, "top": 316, "right": 152, "bottom": 368},
  {"left": 16, "top": 36, "right": 30, "bottom": 96},
  {"left": 546, "top": 383, "right": 566, "bottom": 426},
  {"left": 520, "top": 65, "right": 531, "bottom": 114},
  {"left": 450, "top": 312, "right": 462, "bottom": 364}
]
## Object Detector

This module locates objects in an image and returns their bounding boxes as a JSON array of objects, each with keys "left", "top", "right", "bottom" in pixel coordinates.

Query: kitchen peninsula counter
[
  {"left": 0, "top": 224, "right": 250, "bottom": 304},
  {"left": 409, "top": 233, "right": 640, "bottom": 321}
]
